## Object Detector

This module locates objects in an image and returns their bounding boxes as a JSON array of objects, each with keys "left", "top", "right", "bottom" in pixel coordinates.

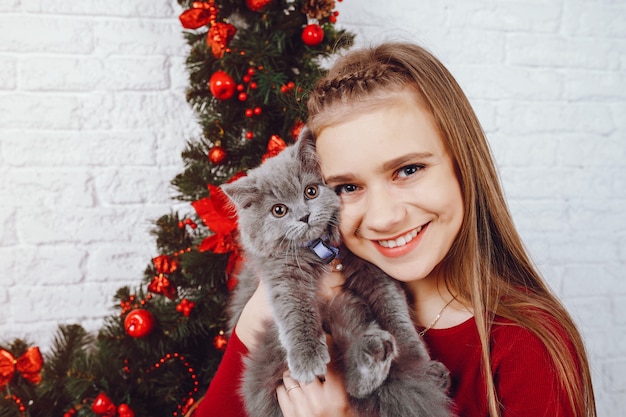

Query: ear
[
  {"left": 220, "top": 176, "right": 258, "bottom": 210},
  {"left": 295, "top": 126, "right": 320, "bottom": 172}
]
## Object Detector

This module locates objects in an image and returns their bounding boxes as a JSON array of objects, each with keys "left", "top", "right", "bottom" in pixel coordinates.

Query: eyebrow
[
  {"left": 324, "top": 152, "right": 435, "bottom": 184},
  {"left": 381, "top": 152, "right": 435, "bottom": 172}
]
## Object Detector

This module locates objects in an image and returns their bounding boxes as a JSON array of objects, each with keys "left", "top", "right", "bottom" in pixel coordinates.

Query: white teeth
[{"left": 378, "top": 227, "right": 422, "bottom": 248}]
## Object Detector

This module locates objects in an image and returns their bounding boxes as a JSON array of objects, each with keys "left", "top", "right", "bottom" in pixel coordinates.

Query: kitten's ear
[
  {"left": 295, "top": 126, "right": 320, "bottom": 172},
  {"left": 220, "top": 176, "right": 257, "bottom": 209}
]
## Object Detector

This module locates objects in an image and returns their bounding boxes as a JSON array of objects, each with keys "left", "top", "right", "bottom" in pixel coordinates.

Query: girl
[{"left": 194, "top": 42, "right": 596, "bottom": 417}]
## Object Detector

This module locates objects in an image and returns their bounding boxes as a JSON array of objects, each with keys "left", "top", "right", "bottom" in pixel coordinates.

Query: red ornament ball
[
  {"left": 124, "top": 309, "right": 155, "bottom": 338},
  {"left": 302, "top": 24, "right": 324, "bottom": 46},
  {"left": 209, "top": 145, "right": 227, "bottom": 164},
  {"left": 209, "top": 70, "right": 235, "bottom": 100},
  {"left": 92, "top": 392, "right": 116, "bottom": 415},
  {"left": 246, "top": 0, "right": 272, "bottom": 12}
]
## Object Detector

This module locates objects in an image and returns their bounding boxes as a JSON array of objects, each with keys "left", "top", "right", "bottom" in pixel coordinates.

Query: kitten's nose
[{"left": 299, "top": 214, "right": 310, "bottom": 223}]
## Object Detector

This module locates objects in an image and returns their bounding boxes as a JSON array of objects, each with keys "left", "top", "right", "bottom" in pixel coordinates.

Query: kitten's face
[{"left": 222, "top": 133, "right": 341, "bottom": 258}]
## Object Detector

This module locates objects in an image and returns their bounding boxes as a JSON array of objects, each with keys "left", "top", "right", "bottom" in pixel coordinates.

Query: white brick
[
  {"left": 86, "top": 245, "right": 155, "bottom": 283},
  {"left": 0, "top": 208, "right": 16, "bottom": 244},
  {"left": 563, "top": 2, "right": 626, "bottom": 37},
  {"left": 103, "top": 56, "right": 169, "bottom": 91},
  {"left": 557, "top": 133, "right": 626, "bottom": 167},
  {"left": 508, "top": 199, "right": 569, "bottom": 233},
  {"left": 498, "top": 102, "right": 615, "bottom": 135},
  {"left": 561, "top": 264, "right": 626, "bottom": 298},
  {"left": 603, "top": 359, "right": 626, "bottom": 391},
  {"left": 93, "top": 19, "right": 187, "bottom": 56},
  {"left": 9, "top": 283, "right": 112, "bottom": 321},
  {"left": 0, "top": 0, "right": 19, "bottom": 12},
  {"left": 565, "top": 70, "right": 626, "bottom": 101},
  {"left": 11, "top": 245, "right": 86, "bottom": 286},
  {"left": 20, "top": 56, "right": 104, "bottom": 92},
  {"left": 499, "top": 167, "right": 564, "bottom": 199},
  {"left": 0, "top": 93, "right": 82, "bottom": 129},
  {"left": 563, "top": 296, "right": 613, "bottom": 328},
  {"left": 449, "top": 1, "right": 562, "bottom": 33},
  {"left": 22, "top": 0, "right": 174, "bottom": 17},
  {"left": 107, "top": 91, "right": 194, "bottom": 130},
  {"left": 0, "top": 247, "right": 16, "bottom": 285},
  {"left": 489, "top": 132, "right": 559, "bottom": 167},
  {"left": 93, "top": 167, "right": 179, "bottom": 205},
  {"left": 0, "top": 168, "right": 96, "bottom": 208},
  {"left": 0, "top": 16, "right": 94, "bottom": 54},
  {"left": 454, "top": 66, "right": 564, "bottom": 101},
  {"left": 16, "top": 207, "right": 157, "bottom": 245},
  {"left": 0, "top": 131, "right": 158, "bottom": 167},
  {"left": 614, "top": 297, "right": 626, "bottom": 326},
  {"left": 0, "top": 56, "right": 16, "bottom": 89},
  {"left": 507, "top": 34, "right": 624, "bottom": 70}
]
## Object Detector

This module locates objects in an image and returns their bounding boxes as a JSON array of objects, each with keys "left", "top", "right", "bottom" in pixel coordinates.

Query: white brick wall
[{"left": 0, "top": 0, "right": 624, "bottom": 415}]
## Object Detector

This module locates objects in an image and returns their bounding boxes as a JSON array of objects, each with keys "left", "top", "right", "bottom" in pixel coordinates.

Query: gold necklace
[{"left": 418, "top": 298, "right": 455, "bottom": 337}]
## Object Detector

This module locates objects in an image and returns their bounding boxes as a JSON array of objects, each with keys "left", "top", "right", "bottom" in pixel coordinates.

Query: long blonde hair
[{"left": 307, "top": 42, "right": 596, "bottom": 417}]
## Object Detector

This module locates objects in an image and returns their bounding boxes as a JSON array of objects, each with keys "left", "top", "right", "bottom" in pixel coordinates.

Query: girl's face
[{"left": 316, "top": 92, "right": 464, "bottom": 285}]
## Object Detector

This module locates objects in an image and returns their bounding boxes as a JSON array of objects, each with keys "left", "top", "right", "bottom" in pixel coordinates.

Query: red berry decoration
[
  {"left": 246, "top": 0, "right": 272, "bottom": 12},
  {"left": 118, "top": 404, "right": 135, "bottom": 417},
  {"left": 209, "top": 70, "right": 235, "bottom": 100},
  {"left": 124, "top": 309, "right": 155, "bottom": 338},
  {"left": 208, "top": 145, "right": 227, "bottom": 164},
  {"left": 302, "top": 23, "right": 324, "bottom": 46},
  {"left": 92, "top": 392, "right": 116, "bottom": 415},
  {"left": 214, "top": 331, "right": 228, "bottom": 351}
]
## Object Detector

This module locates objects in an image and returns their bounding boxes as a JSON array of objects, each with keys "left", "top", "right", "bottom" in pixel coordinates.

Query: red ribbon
[
  {"left": 179, "top": 1, "right": 218, "bottom": 29},
  {"left": 148, "top": 274, "right": 177, "bottom": 300},
  {"left": 152, "top": 254, "right": 179, "bottom": 275},
  {"left": 207, "top": 22, "right": 237, "bottom": 58},
  {"left": 0, "top": 347, "right": 44, "bottom": 388},
  {"left": 262, "top": 134, "right": 287, "bottom": 162}
]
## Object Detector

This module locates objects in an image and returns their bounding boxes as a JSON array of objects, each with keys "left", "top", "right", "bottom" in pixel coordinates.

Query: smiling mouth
[{"left": 377, "top": 226, "right": 424, "bottom": 248}]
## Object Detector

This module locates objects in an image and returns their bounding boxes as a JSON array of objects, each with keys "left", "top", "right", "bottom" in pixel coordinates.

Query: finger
[
  {"left": 282, "top": 372, "right": 304, "bottom": 396},
  {"left": 277, "top": 384, "right": 296, "bottom": 416}
]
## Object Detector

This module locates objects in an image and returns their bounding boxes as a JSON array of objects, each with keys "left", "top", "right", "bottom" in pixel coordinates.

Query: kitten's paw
[
  {"left": 427, "top": 360, "right": 451, "bottom": 391},
  {"left": 345, "top": 329, "right": 398, "bottom": 398},
  {"left": 287, "top": 339, "right": 330, "bottom": 383}
]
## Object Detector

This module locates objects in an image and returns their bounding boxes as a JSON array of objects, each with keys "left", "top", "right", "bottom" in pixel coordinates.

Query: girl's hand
[{"left": 276, "top": 340, "right": 355, "bottom": 417}]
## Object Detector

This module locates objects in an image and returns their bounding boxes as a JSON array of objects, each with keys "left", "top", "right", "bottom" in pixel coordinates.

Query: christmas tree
[{"left": 0, "top": 1, "right": 353, "bottom": 416}]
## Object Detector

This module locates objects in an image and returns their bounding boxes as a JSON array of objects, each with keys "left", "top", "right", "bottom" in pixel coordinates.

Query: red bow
[
  {"left": 192, "top": 184, "right": 243, "bottom": 280},
  {"left": 179, "top": 1, "right": 218, "bottom": 29},
  {"left": 207, "top": 22, "right": 237, "bottom": 58},
  {"left": 148, "top": 274, "right": 177, "bottom": 300},
  {"left": 262, "top": 134, "right": 287, "bottom": 162},
  {"left": 152, "top": 254, "right": 179, "bottom": 275},
  {"left": 0, "top": 347, "right": 44, "bottom": 388}
]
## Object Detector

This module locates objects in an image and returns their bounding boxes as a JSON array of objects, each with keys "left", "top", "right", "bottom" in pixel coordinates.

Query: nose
[
  {"left": 299, "top": 213, "right": 310, "bottom": 223},
  {"left": 362, "top": 185, "right": 404, "bottom": 233}
]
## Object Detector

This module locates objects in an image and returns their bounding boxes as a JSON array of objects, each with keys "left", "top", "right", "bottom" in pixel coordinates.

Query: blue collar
[{"left": 307, "top": 237, "right": 339, "bottom": 264}]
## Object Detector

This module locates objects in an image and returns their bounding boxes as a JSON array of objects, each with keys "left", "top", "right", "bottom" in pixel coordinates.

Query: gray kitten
[{"left": 221, "top": 129, "right": 453, "bottom": 417}]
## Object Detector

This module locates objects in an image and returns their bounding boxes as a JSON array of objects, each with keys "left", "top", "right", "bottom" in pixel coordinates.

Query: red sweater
[{"left": 194, "top": 317, "right": 575, "bottom": 417}]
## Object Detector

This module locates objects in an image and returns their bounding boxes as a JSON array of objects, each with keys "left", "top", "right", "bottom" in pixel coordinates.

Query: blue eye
[
  {"left": 397, "top": 164, "right": 423, "bottom": 178},
  {"left": 334, "top": 184, "right": 358, "bottom": 195}
]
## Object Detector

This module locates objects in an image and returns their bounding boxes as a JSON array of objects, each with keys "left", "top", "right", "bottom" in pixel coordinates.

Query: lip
[{"left": 373, "top": 223, "right": 429, "bottom": 258}]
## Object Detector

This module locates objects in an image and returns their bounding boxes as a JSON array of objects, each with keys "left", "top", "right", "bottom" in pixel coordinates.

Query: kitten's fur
[{"left": 221, "top": 129, "right": 453, "bottom": 417}]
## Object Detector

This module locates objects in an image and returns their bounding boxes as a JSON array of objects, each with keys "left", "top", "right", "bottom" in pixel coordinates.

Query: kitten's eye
[
  {"left": 271, "top": 204, "right": 288, "bottom": 218},
  {"left": 304, "top": 185, "right": 319, "bottom": 200}
]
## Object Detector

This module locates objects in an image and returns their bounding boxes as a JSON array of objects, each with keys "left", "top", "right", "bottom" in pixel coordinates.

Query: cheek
[{"left": 338, "top": 204, "right": 358, "bottom": 237}]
